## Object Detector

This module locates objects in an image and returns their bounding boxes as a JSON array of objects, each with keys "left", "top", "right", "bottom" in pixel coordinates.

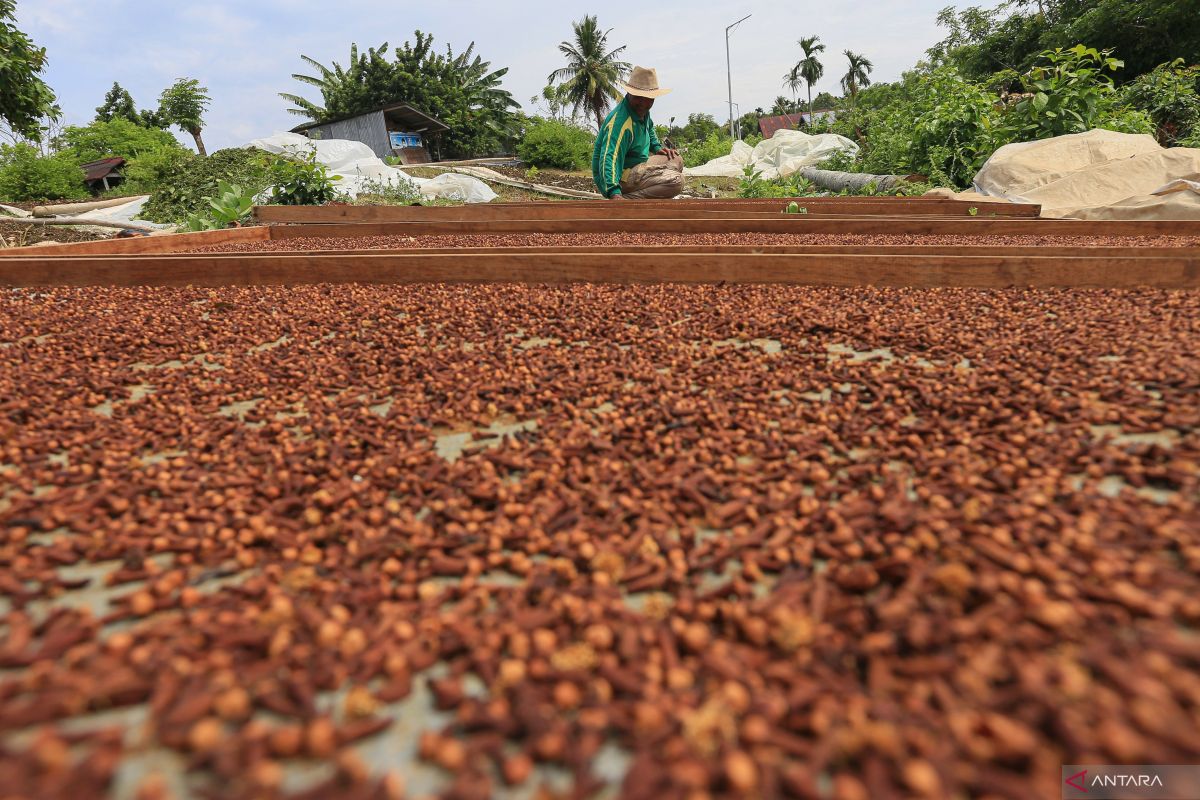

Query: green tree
[
  {"left": 55, "top": 118, "right": 186, "bottom": 164},
  {"left": 769, "top": 96, "right": 800, "bottom": 116},
  {"left": 547, "top": 15, "right": 631, "bottom": 131},
  {"left": 680, "top": 113, "right": 721, "bottom": 142},
  {"left": 841, "top": 51, "right": 875, "bottom": 105},
  {"left": 158, "top": 78, "right": 211, "bottom": 156},
  {"left": 95, "top": 82, "right": 137, "bottom": 124},
  {"left": 929, "top": 0, "right": 1200, "bottom": 84},
  {"left": 788, "top": 36, "right": 826, "bottom": 118},
  {"left": 94, "top": 81, "right": 166, "bottom": 129},
  {"left": 811, "top": 91, "right": 840, "bottom": 110},
  {"left": 0, "top": 0, "right": 58, "bottom": 142},
  {"left": 281, "top": 34, "right": 519, "bottom": 159}
]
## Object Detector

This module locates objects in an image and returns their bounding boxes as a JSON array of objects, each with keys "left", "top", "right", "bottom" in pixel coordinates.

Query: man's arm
[{"left": 649, "top": 124, "right": 679, "bottom": 161}]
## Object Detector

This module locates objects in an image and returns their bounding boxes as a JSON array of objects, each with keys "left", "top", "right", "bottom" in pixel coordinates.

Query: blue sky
[{"left": 16, "top": 0, "right": 1006, "bottom": 152}]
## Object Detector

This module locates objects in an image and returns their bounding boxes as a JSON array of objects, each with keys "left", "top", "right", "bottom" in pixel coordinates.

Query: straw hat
[{"left": 621, "top": 66, "right": 672, "bottom": 98}]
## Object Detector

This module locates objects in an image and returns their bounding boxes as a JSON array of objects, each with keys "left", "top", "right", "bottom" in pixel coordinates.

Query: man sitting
[{"left": 592, "top": 66, "right": 684, "bottom": 200}]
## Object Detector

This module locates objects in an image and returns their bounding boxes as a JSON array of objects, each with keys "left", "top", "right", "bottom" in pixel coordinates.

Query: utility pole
[{"left": 726, "top": 14, "right": 751, "bottom": 140}]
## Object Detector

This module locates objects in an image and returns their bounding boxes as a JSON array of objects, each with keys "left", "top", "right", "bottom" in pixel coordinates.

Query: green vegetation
[
  {"left": 516, "top": 118, "right": 593, "bottom": 170},
  {"left": 355, "top": 175, "right": 421, "bottom": 205},
  {"left": 158, "top": 78, "right": 212, "bottom": 156},
  {"left": 54, "top": 118, "right": 185, "bottom": 165},
  {"left": 94, "top": 82, "right": 164, "bottom": 128},
  {"left": 547, "top": 15, "right": 631, "bottom": 131},
  {"left": 281, "top": 33, "right": 519, "bottom": 160},
  {"left": 0, "top": 143, "right": 86, "bottom": 201},
  {"left": 182, "top": 181, "right": 256, "bottom": 230},
  {"left": 814, "top": 44, "right": 1163, "bottom": 187},
  {"left": 0, "top": 0, "right": 58, "bottom": 142},
  {"left": 928, "top": 0, "right": 1200, "bottom": 86},
  {"left": 139, "top": 148, "right": 276, "bottom": 223},
  {"left": 266, "top": 149, "right": 342, "bottom": 206},
  {"left": 784, "top": 36, "right": 826, "bottom": 117}
]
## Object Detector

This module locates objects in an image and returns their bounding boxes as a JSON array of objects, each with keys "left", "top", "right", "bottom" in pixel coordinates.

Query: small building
[
  {"left": 82, "top": 157, "right": 125, "bottom": 193},
  {"left": 758, "top": 110, "right": 838, "bottom": 139},
  {"left": 290, "top": 103, "right": 450, "bottom": 164}
]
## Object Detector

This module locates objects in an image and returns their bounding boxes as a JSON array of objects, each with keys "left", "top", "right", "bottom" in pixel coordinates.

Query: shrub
[
  {"left": 682, "top": 131, "right": 734, "bottom": 168},
  {"left": 140, "top": 148, "right": 276, "bottom": 223},
  {"left": 53, "top": 118, "right": 186, "bottom": 165},
  {"left": 122, "top": 148, "right": 199, "bottom": 195},
  {"left": 516, "top": 119, "right": 593, "bottom": 170},
  {"left": 354, "top": 174, "right": 421, "bottom": 205},
  {"left": 0, "top": 143, "right": 88, "bottom": 201},
  {"left": 1122, "top": 59, "right": 1200, "bottom": 145},
  {"left": 183, "top": 181, "right": 256, "bottom": 230},
  {"left": 267, "top": 149, "right": 342, "bottom": 205},
  {"left": 998, "top": 45, "right": 1151, "bottom": 141}
]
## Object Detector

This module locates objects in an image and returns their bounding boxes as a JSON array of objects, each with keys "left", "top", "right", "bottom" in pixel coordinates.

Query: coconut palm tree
[
  {"left": 795, "top": 36, "right": 826, "bottom": 115},
  {"left": 547, "top": 15, "right": 631, "bottom": 131},
  {"left": 840, "top": 50, "right": 874, "bottom": 105}
]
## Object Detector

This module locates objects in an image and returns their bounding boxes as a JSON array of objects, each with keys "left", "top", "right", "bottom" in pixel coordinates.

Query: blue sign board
[{"left": 389, "top": 132, "right": 423, "bottom": 150}]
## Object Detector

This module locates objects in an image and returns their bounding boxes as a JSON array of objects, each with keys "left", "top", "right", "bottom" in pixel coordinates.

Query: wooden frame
[
  {"left": 2, "top": 200, "right": 1196, "bottom": 288},
  {"left": 1, "top": 251, "right": 1195, "bottom": 288}
]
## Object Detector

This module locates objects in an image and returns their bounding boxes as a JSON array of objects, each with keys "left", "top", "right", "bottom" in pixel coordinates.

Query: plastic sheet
[
  {"left": 971, "top": 129, "right": 1200, "bottom": 219},
  {"left": 247, "top": 132, "right": 497, "bottom": 204},
  {"left": 684, "top": 130, "right": 859, "bottom": 180}
]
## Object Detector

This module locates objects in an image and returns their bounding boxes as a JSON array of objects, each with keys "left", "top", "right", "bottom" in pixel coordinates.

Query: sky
[{"left": 16, "top": 0, "right": 1007, "bottom": 152}]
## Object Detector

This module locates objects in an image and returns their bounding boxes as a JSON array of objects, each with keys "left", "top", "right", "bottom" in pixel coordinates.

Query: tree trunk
[
  {"left": 190, "top": 127, "right": 208, "bottom": 157},
  {"left": 807, "top": 85, "right": 813, "bottom": 122},
  {"left": 796, "top": 167, "right": 911, "bottom": 193}
]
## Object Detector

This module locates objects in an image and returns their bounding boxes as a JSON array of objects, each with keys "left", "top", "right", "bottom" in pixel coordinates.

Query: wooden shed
[{"left": 291, "top": 103, "right": 450, "bottom": 164}]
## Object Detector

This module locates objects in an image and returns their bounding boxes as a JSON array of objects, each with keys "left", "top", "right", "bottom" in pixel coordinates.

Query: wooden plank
[
  {"left": 0, "top": 227, "right": 269, "bottom": 258},
  {"left": 25, "top": 244, "right": 1200, "bottom": 260},
  {"left": 2, "top": 251, "right": 1195, "bottom": 288},
  {"left": 257, "top": 206, "right": 1024, "bottom": 223},
  {"left": 253, "top": 199, "right": 1039, "bottom": 223},
  {"left": 265, "top": 217, "right": 1200, "bottom": 239}
]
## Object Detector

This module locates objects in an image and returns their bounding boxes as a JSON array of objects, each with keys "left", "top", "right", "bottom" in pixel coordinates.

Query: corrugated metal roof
[
  {"left": 291, "top": 103, "right": 449, "bottom": 135},
  {"left": 81, "top": 157, "right": 125, "bottom": 182},
  {"left": 758, "top": 111, "right": 837, "bottom": 138}
]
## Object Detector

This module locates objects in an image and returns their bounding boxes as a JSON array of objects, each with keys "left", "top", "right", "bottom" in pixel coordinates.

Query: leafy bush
[
  {"left": 53, "top": 118, "right": 185, "bottom": 164},
  {"left": 183, "top": 181, "right": 256, "bottom": 230},
  {"left": 267, "top": 149, "right": 342, "bottom": 205},
  {"left": 683, "top": 132, "right": 734, "bottom": 168},
  {"left": 516, "top": 119, "right": 593, "bottom": 170},
  {"left": 998, "top": 45, "right": 1151, "bottom": 141},
  {"left": 140, "top": 148, "right": 276, "bottom": 223},
  {"left": 354, "top": 175, "right": 421, "bottom": 205},
  {"left": 0, "top": 143, "right": 88, "bottom": 201},
  {"left": 121, "top": 148, "right": 198, "bottom": 195},
  {"left": 1122, "top": 59, "right": 1200, "bottom": 145}
]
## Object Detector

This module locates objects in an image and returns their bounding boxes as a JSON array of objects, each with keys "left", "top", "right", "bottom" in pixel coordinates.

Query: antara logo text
[
  {"left": 1065, "top": 769, "right": 1166, "bottom": 791},
  {"left": 1093, "top": 774, "right": 1165, "bottom": 788}
]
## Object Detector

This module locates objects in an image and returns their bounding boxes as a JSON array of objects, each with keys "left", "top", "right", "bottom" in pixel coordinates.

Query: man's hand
[
  {"left": 609, "top": 192, "right": 627, "bottom": 200},
  {"left": 658, "top": 148, "right": 680, "bottom": 160}
]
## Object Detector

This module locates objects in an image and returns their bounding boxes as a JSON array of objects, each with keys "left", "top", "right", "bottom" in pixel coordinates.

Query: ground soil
[
  {"left": 485, "top": 165, "right": 599, "bottom": 194},
  {"left": 0, "top": 220, "right": 107, "bottom": 248}
]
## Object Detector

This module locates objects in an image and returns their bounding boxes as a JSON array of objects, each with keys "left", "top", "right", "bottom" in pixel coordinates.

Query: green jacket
[{"left": 592, "top": 97, "right": 662, "bottom": 198}]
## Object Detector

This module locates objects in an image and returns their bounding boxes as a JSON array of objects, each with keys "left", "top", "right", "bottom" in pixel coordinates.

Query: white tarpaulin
[
  {"left": 247, "top": 132, "right": 497, "bottom": 204},
  {"left": 684, "top": 130, "right": 859, "bottom": 180},
  {"left": 970, "top": 129, "right": 1200, "bottom": 219}
]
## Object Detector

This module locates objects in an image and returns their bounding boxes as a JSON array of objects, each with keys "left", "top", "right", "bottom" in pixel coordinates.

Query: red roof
[
  {"left": 81, "top": 157, "right": 125, "bottom": 182},
  {"left": 758, "top": 111, "right": 837, "bottom": 138}
]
